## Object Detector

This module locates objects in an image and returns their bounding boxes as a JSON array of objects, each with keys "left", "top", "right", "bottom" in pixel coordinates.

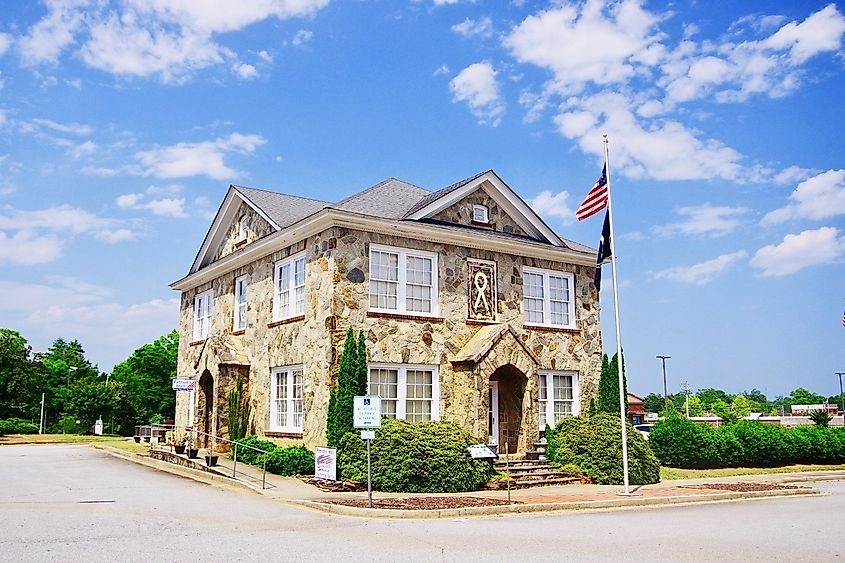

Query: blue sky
[{"left": 1, "top": 0, "right": 843, "bottom": 400}]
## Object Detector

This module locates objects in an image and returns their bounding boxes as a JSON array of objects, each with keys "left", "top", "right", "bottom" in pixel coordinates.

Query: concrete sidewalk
[{"left": 96, "top": 444, "right": 838, "bottom": 519}]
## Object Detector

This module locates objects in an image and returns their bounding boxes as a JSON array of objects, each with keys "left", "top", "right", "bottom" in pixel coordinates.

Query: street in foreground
[{"left": 0, "top": 445, "right": 840, "bottom": 562}]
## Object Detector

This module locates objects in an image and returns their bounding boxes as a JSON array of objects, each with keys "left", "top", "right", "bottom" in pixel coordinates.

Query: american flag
[
  {"left": 842, "top": 307, "right": 845, "bottom": 327},
  {"left": 576, "top": 165, "right": 608, "bottom": 221}
]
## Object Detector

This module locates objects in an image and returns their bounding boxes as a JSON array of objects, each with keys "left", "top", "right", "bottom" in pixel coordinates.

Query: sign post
[{"left": 353, "top": 395, "right": 381, "bottom": 508}]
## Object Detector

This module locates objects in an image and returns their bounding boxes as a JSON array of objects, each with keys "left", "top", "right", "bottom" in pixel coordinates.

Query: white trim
[
  {"left": 368, "top": 244, "right": 440, "bottom": 317},
  {"left": 269, "top": 366, "right": 304, "bottom": 433},
  {"left": 522, "top": 266, "right": 576, "bottom": 329},
  {"left": 272, "top": 252, "right": 306, "bottom": 321},
  {"left": 473, "top": 204, "right": 489, "bottom": 223},
  {"left": 237, "top": 215, "right": 249, "bottom": 243},
  {"left": 171, "top": 208, "right": 594, "bottom": 292},
  {"left": 538, "top": 370, "right": 580, "bottom": 430},
  {"left": 192, "top": 290, "right": 213, "bottom": 340},
  {"left": 405, "top": 171, "right": 565, "bottom": 247},
  {"left": 233, "top": 275, "right": 248, "bottom": 331},
  {"left": 488, "top": 381, "right": 499, "bottom": 445},
  {"left": 367, "top": 363, "right": 440, "bottom": 421}
]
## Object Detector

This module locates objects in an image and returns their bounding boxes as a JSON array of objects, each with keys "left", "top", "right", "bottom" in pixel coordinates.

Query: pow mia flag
[{"left": 594, "top": 211, "right": 611, "bottom": 291}]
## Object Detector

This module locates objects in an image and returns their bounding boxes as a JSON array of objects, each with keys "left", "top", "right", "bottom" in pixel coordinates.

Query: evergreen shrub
[
  {"left": 263, "top": 444, "right": 315, "bottom": 476},
  {"left": 547, "top": 413, "right": 660, "bottom": 485},
  {"left": 336, "top": 418, "right": 493, "bottom": 492},
  {"left": 0, "top": 418, "right": 38, "bottom": 435},
  {"left": 232, "top": 435, "right": 278, "bottom": 465}
]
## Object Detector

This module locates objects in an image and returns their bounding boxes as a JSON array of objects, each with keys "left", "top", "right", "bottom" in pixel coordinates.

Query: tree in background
[
  {"left": 731, "top": 395, "right": 752, "bottom": 417},
  {"left": 697, "top": 388, "right": 731, "bottom": 412},
  {"left": 686, "top": 394, "right": 704, "bottom": 417},
  {"left": 327, "top": 328, "right": 360, "bottom": 448},
  {"left": 643, "top": 393, "right": 663, "bottom": 414},
  {"left": 597, "top": 352, "right": 628, "bottom": 414},
  {"left": 40, "top": 338, "right": 100, "bottom": 431},
  {"left": 110, "top": 330, "right": 178, "bottom": 425},
  {"left": 0, "top": 329, "right": 44, "bottom": 421},
  {"left": 64, "top": 377, "right": 133, "bottom": 434}
]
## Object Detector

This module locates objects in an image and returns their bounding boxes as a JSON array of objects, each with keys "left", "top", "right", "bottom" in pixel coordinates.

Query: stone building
[{"left": 171, "top": 170, "right": 602, "bottom": 454}]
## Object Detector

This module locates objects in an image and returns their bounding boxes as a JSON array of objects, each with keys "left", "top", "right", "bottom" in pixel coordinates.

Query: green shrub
[
  {"left": 337, "top": 419, "right": 493, "bottom": 492},
  {"left": 263, "top": 445, "right": 315, "bottom": 476},
  {"left": 232, "top": 435, "right": 278, "bottom": 465},
  {"left": 0, "top": 418, "right": 38, "bottom": 435},
  {"left": 649, "top": 415, "right": 712, "bottom": 468},
  {"left": 730, "top": 421, "right": 788, "bottom": 467},
  {"left": 548, "top": 413, "right": 660, "bottom": 485}
]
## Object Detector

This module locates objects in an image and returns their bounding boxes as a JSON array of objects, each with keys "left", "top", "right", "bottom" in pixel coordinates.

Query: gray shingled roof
[
  {"left": 233, "top": 185, "right": 329, "bottom": 230},
  {"left": 403, "top": 170, "right": 490, "bottom": 217},
  {"left": 333, "top": 178, "right": 431, "bottom": 219}
]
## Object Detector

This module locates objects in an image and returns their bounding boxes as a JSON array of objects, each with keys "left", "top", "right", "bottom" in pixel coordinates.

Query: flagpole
[{"left": 603, "top": 134, "right": 633, "bottom": 496}]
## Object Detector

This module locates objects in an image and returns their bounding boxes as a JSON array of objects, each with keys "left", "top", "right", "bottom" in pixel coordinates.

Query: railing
[{"left": 150, "top": 424, "right": 271, "bottom": 490}]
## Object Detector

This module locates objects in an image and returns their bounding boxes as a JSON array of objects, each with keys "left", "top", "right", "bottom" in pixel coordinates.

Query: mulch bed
[
  {"left": 680, "top": 482, "right": 802, "bottom": 492},
  {"left": 325, "top": 496, "right": 519, "bottom": 510},
  {"left": 300, "top": 477, "right": 366, "bottom": 492}
]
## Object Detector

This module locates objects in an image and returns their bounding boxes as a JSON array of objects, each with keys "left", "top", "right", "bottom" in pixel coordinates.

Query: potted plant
[
  {"left": 184, "top": 434, "right": 199, "bottom": 459},
  {"left": 174, "top": 434, "right": 188, "bottom": 455},
  {"left": 205, "top": 451, "right": 219, "bottom": 466}
]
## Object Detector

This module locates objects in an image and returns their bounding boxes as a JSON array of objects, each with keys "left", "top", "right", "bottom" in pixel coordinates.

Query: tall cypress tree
[
  {"left": 326, "top": 327, "right": 358, "bottom": 447},
  {"left": 597, "top": 352, "right": 628, "bottom": 414},
  {"left": 355, "top": 329, "right": 368, "bottom": 397}
]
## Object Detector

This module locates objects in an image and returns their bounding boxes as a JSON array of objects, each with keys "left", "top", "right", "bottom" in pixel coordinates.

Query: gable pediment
[{"left": 403, "top": 171, "right": 566, "bottom": 247}]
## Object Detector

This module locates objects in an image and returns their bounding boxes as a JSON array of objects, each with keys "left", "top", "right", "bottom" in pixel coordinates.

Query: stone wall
[
  {"left": 215, "top": 200, "right": 274, "bottom": 261},
  {"left": 176, "top": 223, "right": 602, "bottom": 452},
  {"left": 431, "top": 183, "right": 529, "bottom": 237}
]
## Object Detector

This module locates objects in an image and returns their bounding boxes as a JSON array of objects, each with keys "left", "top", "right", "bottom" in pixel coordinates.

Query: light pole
[
  {"left": 657, "top": 356, "right": 670, "bottom": 415},
  {"left": 680, "top": 381, "right": 691, "bottom": 418},
  {"left": 836, "top": 372, "right": 845, "bottom": 426},
  {"left": 63, "top": 366, "right": 78, "bottom": 435}
]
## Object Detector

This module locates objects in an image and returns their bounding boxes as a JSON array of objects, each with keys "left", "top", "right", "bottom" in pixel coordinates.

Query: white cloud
[
  {"left": 134, "top": 132, "right": 266, "bottom": 180},
  {"left": 256, "top": 50, "right": 273, "bottom": 63},
  {"left": 0, "top": 231, "right": 62, "bottom": 265},
  {"left": 652, "top": 251, "right": 748, "bottom": 285},
  {"left": 751, "top": 226, "right": 845, "bottom": 276},
  {"left": 291, "top": 29, "right": 313, "bottom": 46},
  {"left": 17, "top": 0, "right": 330, "bottom": 82},
  {"left": 116, "top": 185, "right": 188, "bottom": 218},
  {"left": 0, "top": 33, "right": 12, "bottom": 56},
  {"left": 530, "top": 189, "right": 574, "bottom": 222},
  {"left": 433, "top": 0, "right": 463, "bottom": 5},
  {"left": 655, "top": 204, "right": 749, "bottom": 237},
  {"left": 69, "top": 140, "right": 97, "bottom": 159},
  {"left": 451, "top": 16, "right": 494, "bottom": 39},
  {"left": 762, "top": 170, "right": 845, "bottom": 225},
  {"left": 449, "top": 62, "right": 505, "bottom": 127},
  {"left": 433, "top": 64, "right": 450, "bottom": 76},
  {"left": 232, "top": 62, "right": 258, "bottom": 80},
  {"left": 763, "top": 4, "right": 845, "bottom": 65},
  {"left": 30, "top": 117, "right": 94, "bottom": 136},
  {"left": 773, "top": 165, "right": 815, "bottom": 185}
]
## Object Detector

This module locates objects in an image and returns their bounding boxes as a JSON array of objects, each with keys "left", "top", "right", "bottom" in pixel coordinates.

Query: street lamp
[
  {"left": 836, "top": 372, "right": 845, "bottom": 426},
  {"left": 680, "top": 381, "right": 691, "bottom": 418},
  {"left": 63, "top": 366, "right": 78, "bottom": 435},
  {"left": 657, "top": 356, "right": 670, "bottom": 415}
]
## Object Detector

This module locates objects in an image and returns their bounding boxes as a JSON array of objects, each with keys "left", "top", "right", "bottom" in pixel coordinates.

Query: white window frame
[
  {"left": 522, "top": 267, "right": 576, "bottom": 329},
  {"left": 368, "top": 363, "right": 440, "bottom": 422},
  {"left": 238, "top": 215, "right": 249, "bottom": 242},
  {"left": 538, "top": 370, "right": 580, "bottom": 430},
  {"left": 233, "top": 275, "right": 248, "bottom": 331},
  {"left": 192, "top": 290, "right": 213, "bottom": 341},
  {"left": 368, "top": 244, "right": 439, "bottom": 316},
  {"left": 473, "top": 204, "right": 489, "bottom": 223},
  {"left": 273, "top": 252, "right": 306, "bottom": 321},
  {"left": 269, "top": 366, "right": 304, "bottom": 433}
]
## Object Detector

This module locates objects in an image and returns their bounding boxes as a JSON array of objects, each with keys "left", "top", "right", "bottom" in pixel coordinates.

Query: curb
[
  {"left": 90, "top": 445, "right": 264, "bottom": 496},
  {"left": 284, "top": 487, "right": 821, "bottom": 520}
]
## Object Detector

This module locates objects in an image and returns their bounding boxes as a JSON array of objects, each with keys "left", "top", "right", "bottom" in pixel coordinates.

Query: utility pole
[
  {"left": 681, "top": 381, "right": 691, "bottom": 418},
  {"left": 657, "top": 356, "right": 671, "bottom": 415},
  {"left": 836, "top": 372, "right": 845, "bottom": 426}
]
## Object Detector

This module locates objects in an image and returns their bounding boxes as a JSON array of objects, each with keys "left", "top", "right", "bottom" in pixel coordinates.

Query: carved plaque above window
[{"left": 467, "top": 259, "right": 497, "bottom": 322}]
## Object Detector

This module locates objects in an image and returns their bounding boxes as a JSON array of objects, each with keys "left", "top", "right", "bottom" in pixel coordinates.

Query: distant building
[
  {"left": 627, "top": 393, "right": 645, "bottom": 425},
  {"left": 790, "top": 404, "right": 838, "bottom": 415}
]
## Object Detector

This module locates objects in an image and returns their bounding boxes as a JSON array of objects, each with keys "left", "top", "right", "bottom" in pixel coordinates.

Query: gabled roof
[{"left": 186, "top": 170, "right": 594, "bottom": 277}]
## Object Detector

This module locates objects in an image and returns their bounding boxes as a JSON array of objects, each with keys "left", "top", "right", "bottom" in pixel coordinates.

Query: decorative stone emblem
[{"left": 467, "top": 259, "right": 496, "bottom": 321}]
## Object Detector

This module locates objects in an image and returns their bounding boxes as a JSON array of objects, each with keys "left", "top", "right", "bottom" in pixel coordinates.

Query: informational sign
[
  {"left": 171, "top": 378, "right": 196, "bottom": 391},
  {"left": 315, "top": 447, "right": 337, "bottom": 481},
  {"left": 468, "top": 444, "right": 498, "bottom": 460},
  {"left": 353, "top": 395, "right": 382, "bottom": 429}
]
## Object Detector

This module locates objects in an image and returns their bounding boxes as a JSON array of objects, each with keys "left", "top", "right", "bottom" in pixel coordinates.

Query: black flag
[{"left": 594, "top": 211, "right": 611, "bottom": 291}]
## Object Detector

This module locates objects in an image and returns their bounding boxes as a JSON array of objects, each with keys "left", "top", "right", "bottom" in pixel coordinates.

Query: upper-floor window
[
  {"left": 368, "top": 364, "right": 440, "bottom": 422},
  {"left": 472, "top": 204, "right": 489, "bottom": 223},
  {"left": 270, "top": 366, "right": 303, "bottom": 433},
  {"left": 369, "top": 245, "right": 438, "bottom": 316},
  {"left": 193, "top": 289, "right": 213, "bottom": 340},
  {"left": 273, "top": 253, "right": 305, "bottom": 321},
  {"left": 539, "top": 371, "right": 579, "bottom": 429},
  {"left": 234, "top": 275, "right": 248, "bottom": 331},
  {"left": 522, "top": 267, "right": 575, "bottom": 329},
  {"left": 238, "top": 215, "right": 249, "bottom": 242}
]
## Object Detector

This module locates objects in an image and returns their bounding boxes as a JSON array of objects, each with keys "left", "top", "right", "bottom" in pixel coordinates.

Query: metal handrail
[{"left": 150, "top": 423, "right": 271, "bottom": 489}]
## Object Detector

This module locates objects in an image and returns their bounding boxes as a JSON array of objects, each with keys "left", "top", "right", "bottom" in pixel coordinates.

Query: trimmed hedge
[
  {"left": 232, "top": 435, "right": 314, "bottom": 476},
  {"left": 0, "top": 418, "right": 38, "bottom": 435},
  {"left": 650, "top": 416, "right": 845, "bottom": 468},
  {"left": 546, "top": 413, "right": 660, "bottom": 485},
  {"left": 337, "top": 418, "right": 494, "bottom": 493}
]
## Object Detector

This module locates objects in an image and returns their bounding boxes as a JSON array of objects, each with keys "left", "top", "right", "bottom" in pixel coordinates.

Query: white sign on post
[
  {"left": 353, "top": 395, "right": 382, "bottom": 429},
  {"left": 171, "top": 378, "right": 196, "bottom": 392},
  {"left": 315, "top": 447, "right": 337, "bottom": 481}
]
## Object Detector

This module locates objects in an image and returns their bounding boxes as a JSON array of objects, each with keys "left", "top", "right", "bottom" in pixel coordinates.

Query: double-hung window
[
  {"left": 270, "top": 366, "right": 303, "bottom": 432},
  {"left": 539, "top": 371, "right": 579, "bottom": 429},
  {"left": 369, "top": 245, "right": 438, "bottom": 315},
  {"left": 234, "top": 275, "right": 248, "bottom": 331},
  {"left": 368, "top": 364, "right": 439, "bottom": 422},
  {"left": 192, "top": 290, "right": 212, "bottom": 340},
  {"left": 522, "top": 267, "right": 575, "bottom": 328},
  {"left": 273, "top": 253, "right": 306, "bottom": 321}
]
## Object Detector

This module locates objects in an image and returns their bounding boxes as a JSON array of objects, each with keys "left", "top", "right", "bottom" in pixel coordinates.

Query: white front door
[{"left": 488, "top": 382, "right": 499, "bottom": 446}]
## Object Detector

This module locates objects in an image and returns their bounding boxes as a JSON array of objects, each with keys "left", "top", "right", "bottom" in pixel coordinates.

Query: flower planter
[
  {"left": 205, "top": 455, "right": 219, "bottom": 467},
  {"left": 187, "top": 448, "right": 199, "bottom": 459},
  {"left": 133, "top": 436, "right": 141, "bottom": 443},
  {"left": 174, "top": 444, "right": 186, "bottom": 455}
]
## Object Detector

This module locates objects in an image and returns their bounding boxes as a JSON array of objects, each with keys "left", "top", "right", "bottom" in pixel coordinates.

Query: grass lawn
[
  {"left": 660, "top": 464, "right": 845, "bottom": 480},
  {"left": 0, "top": 434, "right": 150, "bottom": 455}
]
